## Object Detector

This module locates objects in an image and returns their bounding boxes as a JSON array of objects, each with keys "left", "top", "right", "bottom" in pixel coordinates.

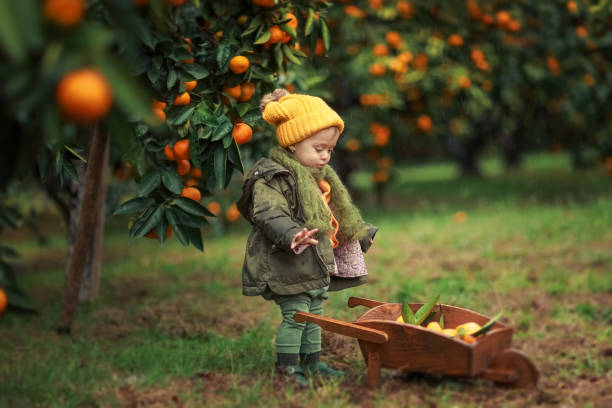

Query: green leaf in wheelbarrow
[
  {"left": 401, "top": 301, "right": 416, "bottom": 324},
  {"left": 402, "top": 293, "right": 440, "bottom": 325},
  {"left": 471, "top": 311, "right": 503, "bottom": 337},
  {"left": 414, "top": 294, "right": 440, "bottom": 325}
]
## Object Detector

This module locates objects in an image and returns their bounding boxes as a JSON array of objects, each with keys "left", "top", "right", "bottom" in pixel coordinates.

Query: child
[{"left": 237, "top": 89, "right": 378, "bottom": 386}]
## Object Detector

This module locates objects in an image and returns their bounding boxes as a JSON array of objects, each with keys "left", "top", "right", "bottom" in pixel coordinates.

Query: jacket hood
[{"left": 236, "top": 157, "right": 292, "bottom": 222}]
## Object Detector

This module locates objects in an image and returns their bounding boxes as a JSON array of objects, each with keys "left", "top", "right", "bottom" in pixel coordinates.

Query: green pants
[{"left": 272, "top": 287, "right": 328, "bottom": 355}]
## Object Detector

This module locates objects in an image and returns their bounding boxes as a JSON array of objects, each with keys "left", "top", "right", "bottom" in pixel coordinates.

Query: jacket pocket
[{"left": 268, "top": 246, "right": 324, "bottom": 284}]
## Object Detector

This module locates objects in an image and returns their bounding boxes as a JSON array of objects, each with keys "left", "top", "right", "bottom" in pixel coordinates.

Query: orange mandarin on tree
[{"left": 56, "top": 68, "right": 113, "bottom": 124}]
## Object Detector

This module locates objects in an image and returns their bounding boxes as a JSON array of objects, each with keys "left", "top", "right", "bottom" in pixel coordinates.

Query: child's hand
[{"left": 291, "top": 228, "right": 318, "bottom": 254}]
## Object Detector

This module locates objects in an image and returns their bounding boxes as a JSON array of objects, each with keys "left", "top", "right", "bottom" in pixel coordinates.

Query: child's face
[{"left": 290, "top": 127, "right": 340, "bottom": 169}]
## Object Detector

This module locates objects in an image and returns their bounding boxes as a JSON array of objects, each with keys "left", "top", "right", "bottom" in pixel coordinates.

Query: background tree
[{"left": 0, "top": 0, "right": 332, "bottom": 331}]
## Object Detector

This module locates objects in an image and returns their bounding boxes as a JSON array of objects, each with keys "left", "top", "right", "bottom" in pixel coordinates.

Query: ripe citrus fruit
[
  {"left": 285, "top": 13, "right": 298, "bottom": 29},
  {"left": 173, "top": 92, "right": 190, "bottom": 106},
  {"left": 417, "top": 114, "right": 433, "bottom": 132},
  {"left": 153, "top": 99, "right": 167, "bottom": 110},
  {"left": 185, "top": 178, "right": 198, "bottom": 187},
  {"left": 207, "top": 201, "right": 221, "bottom": 216},
  {"left": 164, "top": 145, "right": 176, "bottom": 160},
  {"left": 267, "top": 26, "right": 284, "bottom": 44},
  {"left": 189, "top": 167, "right": 202, "bottom": 179},
  {"left": 252, "top": 0, "right": 275, "bottom": 7},
  {"left": 396, "top": 315, "right": 404, "bottom": 323},
  {"left": 369, "top": 63, "right": 386, "bottom": 76},
  {"left": 448, "top": 34, "right": 464, "bottom": 47},
  {"left": 44, "top": 0, "right": 85, "bottom": 27},
  {"left": 176, "top": 159, "right": 191, "bottom": 176},
  {"left": 232, "top": 123, "right": 253, "bottom": 145},
  {"left": 0, "top": 288, "right": 7, "bottom": 315},
  {"left": 229, "top": 56, "right": 250, "bottom": 74},
  {"left": 346, "top": 139, "right": 360, "bottom": 152},
  {"left": 458, "top": 76, "right": 471, "bottom": 88},
  {"left": 385, "top": 31, "right": 402, "bottom": 49},
  {"left": 426, "top": 321, "right": 442, "bottom": 331},
  {"left": 456, "top": 322, "right": 482, "bottom": 338},
  {"left": 185, "top": 80, "right": 197, "bottom": 91},
  {"left": 239, "top": 82, "right": 255, "bottom": 102},
  {"left": 442, "top": 328, "right": 457, "bottom": 337},
  {"left": 223, "top": 84, "right": 242, "bottom": 100},
  {"left": 56, "top": 68, "right": 113, "bottom": 123},
  {"left": 153, "top": 109, "right": 166, "bottom": 122},
  {"left": 372, "top": 44, "right": 388, "bottom": 56},
  {"left": 173, "top": 139, "right": 190, "bottom": 160},
  {"left": 181, "top": 187, "right": 201, "bottom": 202},
  {"left": 226, "top": 204, "right": 241, "bottom": 222}
]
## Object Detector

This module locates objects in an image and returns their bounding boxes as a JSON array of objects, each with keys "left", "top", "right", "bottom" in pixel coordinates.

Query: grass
[{"left": 1, "top": 152, "right": 611, "bottom": 407}]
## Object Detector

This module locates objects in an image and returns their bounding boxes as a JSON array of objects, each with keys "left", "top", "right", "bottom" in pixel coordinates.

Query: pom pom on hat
[{"left": 261, "top": 89, "right": 344, "bottom": 147}]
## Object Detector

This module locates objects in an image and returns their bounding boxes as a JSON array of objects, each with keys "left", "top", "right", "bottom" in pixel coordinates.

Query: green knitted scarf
[{"left": 270, "top": 146, "right": 368, "bottom": 241}]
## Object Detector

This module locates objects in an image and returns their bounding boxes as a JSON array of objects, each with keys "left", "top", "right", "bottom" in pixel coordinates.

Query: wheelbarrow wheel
[{"left": 488, "top": 349, "right": 539, "bottom": 388}]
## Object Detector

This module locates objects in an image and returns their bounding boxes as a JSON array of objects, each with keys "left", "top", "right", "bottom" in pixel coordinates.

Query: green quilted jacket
[{"left": 237, "top": 158, "right": 377, "bottom": 297}]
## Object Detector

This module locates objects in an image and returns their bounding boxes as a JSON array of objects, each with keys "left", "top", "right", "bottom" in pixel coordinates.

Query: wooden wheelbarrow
[{"left": 294, "top": 297, "right": 538, "bottom": 389}]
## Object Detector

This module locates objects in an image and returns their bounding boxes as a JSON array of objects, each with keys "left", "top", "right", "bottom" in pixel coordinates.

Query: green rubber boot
[
  {"left": 275, "top": 353, "right": 309, "bottom": 387},
  {"left": 300, "top": 352, "right": 345, "bottom": 379}
]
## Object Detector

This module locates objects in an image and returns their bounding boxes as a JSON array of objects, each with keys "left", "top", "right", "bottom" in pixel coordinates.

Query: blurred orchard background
[{"left": 1, "top": 1, "right": 611, "bottom": 407}]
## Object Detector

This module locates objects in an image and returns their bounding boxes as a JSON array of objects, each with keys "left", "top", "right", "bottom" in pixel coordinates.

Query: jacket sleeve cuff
[{"left": 359, "top": 223, "right": 378, "bottom": 253}]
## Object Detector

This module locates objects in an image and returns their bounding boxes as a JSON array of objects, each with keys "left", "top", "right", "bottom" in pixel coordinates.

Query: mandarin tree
[
  {"left": 323, "top": 0, "right": 611, "bottom": 180},
  {"left": 0, "top": 0, "right": 331, "bottom": 328}
]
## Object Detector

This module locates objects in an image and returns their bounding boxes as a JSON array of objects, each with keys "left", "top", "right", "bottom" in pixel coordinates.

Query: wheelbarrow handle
[
  {"left": 294, "top": 312, "right": 389, "bottom": 344},
  {"left": 347, "top": 297, "right": 387, "bottom": 309}
]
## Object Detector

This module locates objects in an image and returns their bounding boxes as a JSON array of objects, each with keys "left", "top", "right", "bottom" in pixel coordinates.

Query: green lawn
[{"left": 1, "top": 152, "right": 611, "bottom": 407}]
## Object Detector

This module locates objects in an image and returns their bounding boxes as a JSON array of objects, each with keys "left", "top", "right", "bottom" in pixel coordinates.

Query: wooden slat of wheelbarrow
[{"left": 294, "top": 312, "right": 389, "bottom": 344}]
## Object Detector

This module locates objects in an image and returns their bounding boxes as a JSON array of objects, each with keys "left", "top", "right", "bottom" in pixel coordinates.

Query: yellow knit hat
[{"left": 262, "top": 93, "right": 344, "bottom": 147}]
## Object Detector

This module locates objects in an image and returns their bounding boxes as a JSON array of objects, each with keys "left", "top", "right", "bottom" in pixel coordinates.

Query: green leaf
[
  {"left": 274, "top": 43, "right": 284, "bottom": 71},
  {"left": 0, "top": 246, "right": 19, "bottom": 259},
  {"left": 471, "top": 311, "right": 503, "bottom": 337},
  {"left": 171, "top": 197, "right": 213, "bottom": 217},
  {"left": 214, "top": 145, "right": 227, "bottom": 189},
  {"left": 320, "top": 19, "right": 330, "bottom": 52},
  {"left": 0, "top": 2, "right": 25, "bottom": 62},
  {"left": 114, "top": 197, "right": 155, "bottom": 215},
  {"left": 139, "top": 172, "right": 161, "bottom": 196},
  {"left": 241, "top": 14, "right": 262, "bottom": 37},
  {"left": 94, "top": 55, "right": 154, "bottom": 121},
  {"left": 192, "top": 106, "right": 218, "bottom": 126},
  {"left": 165, "top": 209, "right": 189, "bottom": 246},
  {"left": 227, "top": 140, "right": 244, "bottom": 173},
  {"left": 304, "top": 9, "right": 315, "bottom": 36},
  {"left": 282, "top": 45, "right": 301, "bottom": 65},
  {"left": 167, "top": 106, "right": 194, "bottom": 125},
  {"left": 254, "top": 30, "right": 271, "bottom": 45},
  {"left": 170, "top": 207, "right": 209, "bottom": 228},
  {"left": 414, "top": 294, "right": 440, "bottom": 325},
  {"left": 161, "top": 169, "right": 183, "bottom": 194},
  {"left": 64, "top": 145, "right": 86, "bottom": 163},
  {"left": 236, "top": 103, "right": 250, "bottom": 117},
  {"left": 131, "top": 203, "right": 164, "bottom": 238},
  {"left": 241, "top": 108, "right": 262, "bottom": 124},
  {"left": 186, "top": 227, "right": 204, "bottom": 251},
  {"left": 181, "top": 63, "right": 210, "bottom": 80},
  {"left": 215, "top": 42, "right": 231, "bottom": 70},
  {"left": 402, "top": 302, "right": 417, "bottom": 325},
  {"left": 280, "top": 24, "right": 296, "bottom": 39},
  {"left": 167, "top": 69, "right": 178, "bottom": 89},
  {"left": 211, "top": 119, "right": 233, "bottom": 142}
]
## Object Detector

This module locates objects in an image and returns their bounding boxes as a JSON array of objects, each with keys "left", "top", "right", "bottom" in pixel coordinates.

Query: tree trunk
[
  {"left": 65, "top": 136, "right": 109, "bottom": 303},
  {"left": 57, "top": 125, "right": 109, "bottom": 334},
  {"left": 79, "top": 136, "right": 109, "bottom": 302}
]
